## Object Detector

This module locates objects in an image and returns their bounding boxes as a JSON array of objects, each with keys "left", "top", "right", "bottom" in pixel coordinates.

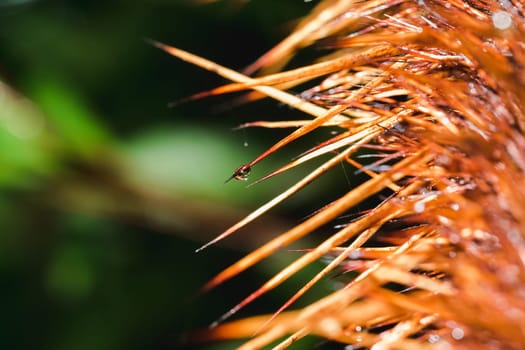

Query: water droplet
[
  {"left": 225, "top": 164, "right": 251, "bottom": 183},
  {"left": 349, "top": 250, "right": 361, "bottom": 259},
  {"left": 492, "top": 11, "right": 512, "bottom": 30},
  {"left": 451, "top": 327, "right": 464, "bottom": 340},
  {"left": 241, "top": 129, "right": 249, "bottom": 147},
  {"left": 414, "top": 201, "right": 425, "bottom": 213},
  {"left": 234, "top": 165, "right": 251, "bottom": 181},
  {"left": 428, "top": 334, "right": 441, "bottom": 343}
]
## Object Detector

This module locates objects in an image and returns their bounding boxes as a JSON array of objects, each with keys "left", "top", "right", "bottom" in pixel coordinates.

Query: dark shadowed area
[{"left": 0, "top": 1, "right": 352, "bottom": 349}]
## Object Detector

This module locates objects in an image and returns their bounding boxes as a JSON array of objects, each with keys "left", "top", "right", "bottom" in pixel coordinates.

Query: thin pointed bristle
[{"left": 179, "top": 0, "right": 525, "bottom": 348}]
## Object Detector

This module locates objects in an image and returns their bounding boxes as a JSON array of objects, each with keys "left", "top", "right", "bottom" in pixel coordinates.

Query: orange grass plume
[{"left": 154, "top": 0, "right": 525, "bottom": 349}]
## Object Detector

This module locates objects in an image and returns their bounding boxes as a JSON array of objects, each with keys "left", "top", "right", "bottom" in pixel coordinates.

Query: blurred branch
[{"left": 47, "top": 160, "right": 292, "bottom": 252}]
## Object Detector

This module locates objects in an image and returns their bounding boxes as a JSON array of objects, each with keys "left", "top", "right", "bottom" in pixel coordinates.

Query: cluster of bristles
[{"left": 155, "top": 0, "right": 525, "bottom": 349}]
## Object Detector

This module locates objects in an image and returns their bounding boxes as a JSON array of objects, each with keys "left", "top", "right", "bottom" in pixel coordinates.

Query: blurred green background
[{"left": 0, "top": 1, "right": 354, "bottom": 349}]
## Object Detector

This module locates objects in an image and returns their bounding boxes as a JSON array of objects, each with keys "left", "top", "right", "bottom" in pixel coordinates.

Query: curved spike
[{"left": 233, "top": 119, "right": 342, "bottom": 130}]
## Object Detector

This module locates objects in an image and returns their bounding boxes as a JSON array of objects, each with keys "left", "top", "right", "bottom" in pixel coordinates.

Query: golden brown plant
[{"left": 155, "top": 0, "right": 525, "bottom": 348}]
